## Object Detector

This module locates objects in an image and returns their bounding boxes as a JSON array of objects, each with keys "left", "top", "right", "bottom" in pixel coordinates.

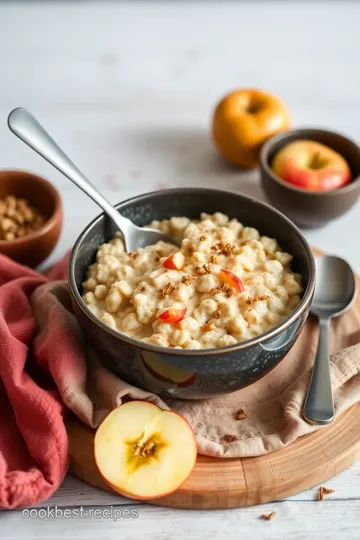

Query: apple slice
[
  {"left": 157, "top": 307, "right": 186, "bottom": 324},
  {"left": 219, "top": 268, "right": 244, "bottom": 293},
  {"left": 162, "top": 251, "right": 185, "bottom": 270},
  {"left": 141, "top": 351, "right": 196, "bottom": 387},
  {"left": 94, "top": 401, "right": 197, "bottom": 500}
]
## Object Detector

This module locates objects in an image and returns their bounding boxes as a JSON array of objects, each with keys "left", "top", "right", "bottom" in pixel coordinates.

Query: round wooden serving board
[
  {"left": 67, "top": 256, "right": 360, "bottom": 509},
  {"left": 67, "top": 404, "right": 360, "bottom": 509}
]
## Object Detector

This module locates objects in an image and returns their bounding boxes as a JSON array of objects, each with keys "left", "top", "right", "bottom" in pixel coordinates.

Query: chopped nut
[
  {"left": 246, "top": 294, "right": 270, "bottom": 305},
  {"left": 212, "top": 241, "right": 235, "bottom": 256},
  {"left": 236, "top": 408, "right": 248, "bottom": 420},
  {"left": 196, "top": 264, "right": 211, "bottom": 275},
  {"left": 201, "top": 321, "right": 215, "bottom": 332},
  {"left": 213, "top": 310, "right": 221, "bottom": 319},
  {"left": 0, "top": 218, "right": 15, "bottom": 232},
  {"left": 221, "top": 434, "right": 239, "bottom": 443},
  {"left": 317, "top": 486, "right": 335, "bottom": 501},
  {"left": 260, "top": 512, "right": 276, "bottom": 521},
  {"left": 160, "top": 282, "right": 176, "bottom": 298},
  {"left": 0, "top": 195, "right": 46, "bottom": 241},
  {"left": 211, "top": 284, "right": 233, "bottom": 298},
  {"left": 210, "top": 287, "right": 222, "bottom": 295},
  {"left": 209, "top": 254, "right": 218, "bottom": 264},
  {"left": 199, "top": 234, "right": 207, "bottom": 241},
  {"left": 221, "top": 283, "right": 233, "bottom": 298},
  {"left": 181, "top": 275, "right": 196, "bottom": 285}
]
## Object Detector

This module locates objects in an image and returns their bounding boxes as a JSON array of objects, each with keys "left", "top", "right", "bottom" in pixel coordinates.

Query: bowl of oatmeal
[{"left": 69, "top": 188, "right": 315, "bottom": 399}]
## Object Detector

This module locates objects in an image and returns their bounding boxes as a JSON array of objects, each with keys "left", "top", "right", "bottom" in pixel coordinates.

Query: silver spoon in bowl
[
  {"left": 7, "top": 107, "right": 177, "bottom": 251},
  {"left": 303, "top": 255, "right": 356, "bottom": 425}
]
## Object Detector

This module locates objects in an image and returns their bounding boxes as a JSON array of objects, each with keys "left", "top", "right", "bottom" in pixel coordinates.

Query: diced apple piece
[
  {"left": 162, "top": 251, "right": 185, "bottom": 270},
  {"left": 157, "top": 307, "right": 186, "bottom": 324},
  {"left": 141, "top": 351, "right": 196, "bottom": 387},
  {"left": 94, "top": 401, "right": 197, "bottom": 500},
  {"left": 219, "top": 268, "right": 245, "bottom": 293}
]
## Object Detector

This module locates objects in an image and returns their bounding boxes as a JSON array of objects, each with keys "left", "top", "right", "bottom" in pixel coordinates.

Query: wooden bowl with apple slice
[{"left": 260, "top": 128, "right": 360, "bottom": 228}]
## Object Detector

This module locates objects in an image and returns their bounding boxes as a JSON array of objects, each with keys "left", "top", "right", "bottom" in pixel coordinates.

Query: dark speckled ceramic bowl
[{"left": 69, "top": 188, "right": 315, "bottom": 399}]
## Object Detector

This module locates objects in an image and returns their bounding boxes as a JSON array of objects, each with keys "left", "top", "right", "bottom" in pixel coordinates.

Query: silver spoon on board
[
  {"left": 7, "top": 107, "right": 177, "bottom": 252},
  {"left": 303, "top": 255, "right": 356, "bottom": 425}
]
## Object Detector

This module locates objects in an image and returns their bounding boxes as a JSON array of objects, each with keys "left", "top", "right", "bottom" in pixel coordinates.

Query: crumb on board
[
  {"left": 260, "top": 512, "right": 276, "bottom": 521},
  {"left": 221, "top": 434, "right": 239, "bottom": 443},
  {"left": 236, "top": 408, "right": 248, "bottom": 420},
  {"left": 317, "top": 486, "right": 335, "bottom": 501}
]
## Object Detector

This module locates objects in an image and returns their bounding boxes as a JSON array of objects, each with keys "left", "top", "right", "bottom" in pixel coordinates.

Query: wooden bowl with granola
[{"left": 0, "top": 170, "right": 62, "bottom": 267}]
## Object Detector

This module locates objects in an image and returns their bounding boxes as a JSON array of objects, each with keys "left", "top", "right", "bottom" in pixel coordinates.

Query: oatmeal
[{"left": 82, "top": 213, "right": 303, "bottom": 349}]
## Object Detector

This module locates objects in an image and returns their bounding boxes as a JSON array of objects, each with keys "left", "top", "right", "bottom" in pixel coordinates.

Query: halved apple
[
  {"left": 219, "top": 268, "right": 244, "bottom": 293},
  {"left": 141, "top": 351, "right": 196, "bottom": 387},
  {"left": 162, "top": 251, "right": 185, "bottom": 270},
  {"left": 94, "top": 401, "right": 197, "bottom": 500},
  {"left": 157, "top": 307, "right": 186, "bottom": 324}
]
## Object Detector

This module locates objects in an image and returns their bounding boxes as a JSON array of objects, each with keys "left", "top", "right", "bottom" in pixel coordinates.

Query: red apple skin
[
  {"left": 272, "top": 140, "right": 351, "bottom": 192},
  {"left": 219, "top": 269, "right": 244, "bottom": 293},
  {"left": 94, "top": 401, "right": 197, "bottom": 501},
  {"left": 140, "top": 356, "right": 196, "bottom": 387},
  {"left": 162, "top": 252, "right": 185, "bottom": 270},
  {"left": 157, "top": 307, "right": 187, "bottom": 324}
]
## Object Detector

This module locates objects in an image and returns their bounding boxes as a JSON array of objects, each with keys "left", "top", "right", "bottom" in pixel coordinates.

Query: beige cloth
[{"left": 31, "top": 281, "right": 360, "bottom": 458}]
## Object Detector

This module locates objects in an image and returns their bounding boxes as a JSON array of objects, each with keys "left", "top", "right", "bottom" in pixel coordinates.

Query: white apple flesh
[{"left": 94, "top": 401, "right": 197, "bottom": 500}]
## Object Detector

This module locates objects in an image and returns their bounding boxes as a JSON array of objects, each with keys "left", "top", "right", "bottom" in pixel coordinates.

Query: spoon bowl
[
  {"left": 7, "top": 108, "right": 176, "bottom": 252},
  {"left": 312, "top": 256, "right": 356, "bottom": 319},
  {"left": 303, "top": 255, "right": 356, "bottom": 425}
]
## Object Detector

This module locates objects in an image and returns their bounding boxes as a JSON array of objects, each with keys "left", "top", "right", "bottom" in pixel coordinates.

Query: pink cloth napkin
[{"left": 0, "top": 254, "right": 69, "bottom": 509}]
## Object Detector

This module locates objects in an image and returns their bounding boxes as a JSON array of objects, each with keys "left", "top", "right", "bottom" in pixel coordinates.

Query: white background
[{"left": 1, "top": 1, "right": 360, "bottom": 538}]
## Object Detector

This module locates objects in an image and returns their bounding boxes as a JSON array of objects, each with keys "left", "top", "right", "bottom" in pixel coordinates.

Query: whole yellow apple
[{"left": 212, "top": 88, "right": 291, "bottom": 168}]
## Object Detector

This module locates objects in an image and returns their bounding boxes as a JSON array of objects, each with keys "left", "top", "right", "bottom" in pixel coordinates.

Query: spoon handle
[
  {"left": 8, "top": 108, "right": 131, "bottom": 235},
  {"left": 303, "top": 317, "right": 335, "bottom": 424}
]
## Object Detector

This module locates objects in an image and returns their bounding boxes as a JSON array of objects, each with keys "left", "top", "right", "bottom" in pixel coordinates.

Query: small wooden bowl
[
  {"left": 0, "top": 170, "right": 62, "bottom": 267},
  {"left": 260, "top": 128, "right": 360, "bottom": 228}
]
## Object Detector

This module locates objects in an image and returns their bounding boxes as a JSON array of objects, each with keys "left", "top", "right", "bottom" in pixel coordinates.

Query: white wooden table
[{"left": 1, "top": 1, "right": 360, "bottom": 538}]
